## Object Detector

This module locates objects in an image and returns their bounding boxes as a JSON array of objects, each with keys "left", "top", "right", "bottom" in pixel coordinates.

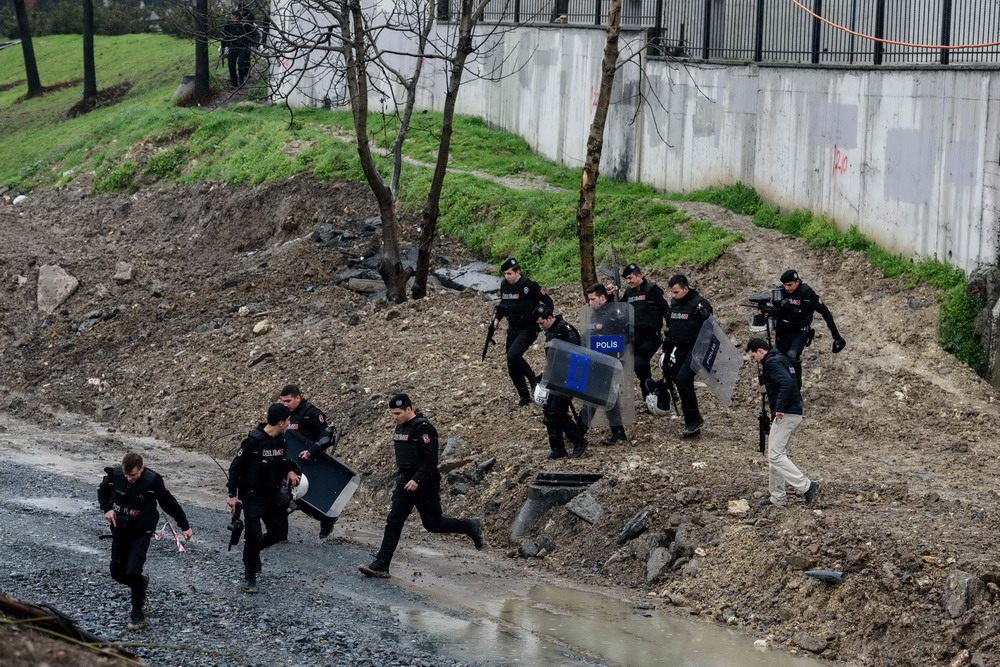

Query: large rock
[
  {"left": 433, "top": 262, "right": 502, "bottom": 293},
  {"left": 566, "top": 491, "right": 603, "bottom": 524},
  {"left": 943, "top": 570, "right": 991, "bottom": 618},
  {"left": 37, "top": 264, "right": 79, "bottom": 315},
  {"left": 113, "top": 261, "right": 134, "bottom": 284},
  {"left": 793, "top": 633, "right": 827, "bottom": 653},
  {"left": 646, "top": 547, "right": 672, "bottom": 583},
  {"left": 618, "top": 508, "right": 651, "bottom": 544}
]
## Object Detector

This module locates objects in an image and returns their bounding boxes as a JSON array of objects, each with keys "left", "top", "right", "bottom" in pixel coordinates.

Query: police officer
[
  {"left": 664, "top": 274, "right": 713, "bottom": 439},
  {"left": 581, "top": 284, "right": 629, "bottom": 445},
  {"left": 360, "top": 394, "right": 484, "bottom": 578},
  {"left": 746, "top": 338, "right": 820, "bottom": 507},
  {"left": 534, "top": 304, "right": 589, "bottom": 459},
  {"left": 227, "top": 403, "right": 302, "bottom": 593},
  {"left": 774, "top": 269, "right": 845, "bottom": 388},
  {"left": 98, "top": 452, "right": 193, "bottom": 631},
  {"left": 493, "top": 258, "right": 554, "bottom": 406},
  {"left": 282, "top": 384, "right": 337, "bottom": 539},
  {"left": 612, "top": 264, "right": 671, "bottom": 400}
]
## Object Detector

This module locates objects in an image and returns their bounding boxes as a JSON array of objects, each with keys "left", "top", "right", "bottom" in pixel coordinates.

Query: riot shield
[
  {"left": 540, "top": 339, "right": 624, "bottom": 410},
  {"left": 579, "top": 301, "right": 635, "bottom": 427},
  {"left": 688, "top": 316, "right": 743, "bottom": 407},
  {"left": 283, "top": 430, "right": 360, "bottom": 519}
]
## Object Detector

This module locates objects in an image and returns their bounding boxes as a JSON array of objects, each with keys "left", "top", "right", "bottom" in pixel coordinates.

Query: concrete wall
[{"left": 413, "top": 26, "right": 1000, "bottom": 273}]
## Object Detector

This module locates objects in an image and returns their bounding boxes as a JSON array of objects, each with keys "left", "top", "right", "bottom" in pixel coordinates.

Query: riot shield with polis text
[
  {"left": 579, "top": 301, "right": 635, "bottom": 426},
  {"left": 540, "top": 339, "right": 625, "bottom": 410},
  {"left": 689, "top": 315, "right": 743, "bottom": 407}
]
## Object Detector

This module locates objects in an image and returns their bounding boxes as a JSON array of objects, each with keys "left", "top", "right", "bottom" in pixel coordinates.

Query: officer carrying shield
[
  {"left": 493, "top": 258, "right": 554, "bottom": 406},
  {"left": 608, "top": 264, "right": 671, "bottom": 401},
  {"left": 580, "top": 283, "right": 634, "bottom": 445},
  {"left": 773, "top": 270, "right": 845, "bottom": 388},
  {"left": 281, "top": 384, "right": 337, "bottom": 539},
  {"left": 664, "top": 274, "right": 713, "bottom": 439},
  {"left": 534, "top": 304, "right": 589, "bottom": 459}
]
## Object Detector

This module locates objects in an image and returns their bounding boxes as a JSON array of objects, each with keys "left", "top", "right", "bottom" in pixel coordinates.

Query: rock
[
  {"left": 518, "top": 541, "right": 540, "bottom": 558},
  {"left": 468, "top": 458, "right": 496, "bottom": 482},
  {"left": 566, "top": 491, "right": 603, "bottom": 524},
  {"left": 753, "top": 639, "right": 768, "bottom": 649},
  {"left": 12, "top": 194, "right": 27, "bottom": 205},
  {"left": 727, "top": 499, "right": 750, "bottom": 514},
  {"left": 247, "top": 352, "right": 275, "bottom": 368},
  {"left": 668, "top": 525, "right": 694, "bottom": 565},
  {"left": 37, "top": 264, "right": 79, "bottom": 315},
  {"left": 441, "top": 436, "right": 466, "bottom": 459},
  {"left": 450, "top": 483, "right": 469, "bottom": 495},
  {"left": 433, "top": 263, "right": 502, "bottom": 293},
  {"left": 618, "top": 508, "right": 650, "bottom": 544},
  {"left": 674, "top": 487, "right": 701, "bottom": 505},
  {"left": 646, "top": 547, "right": 672, "bottom": 583},
  {"left": 793, "top": 632, "right": 827, "bottom": 653},
  {"left": 804, "top": 570, "right": 846, "bottom": 584},
  {"left": 784, "top": 555, "right": 816, "bottom": 571},
  {"left": 253, "top": 320, "right": 272, "bottom": 335},
  {"left": 13, "top": 274, "right": 27, "bottom": 287},
  {"left": 113, "top": 262, "right": 134, "bottom": 284},
  {"left": 347, "top": 278, "right": 385, "bottom": 294},
  {"left": 943, "top": 570, "right": 991, "bottom": 618},
  {"left": 238, "top": 305, "right": 252, "bottom": 317},
  {"left": 950, "top": 650, "right": 971, "bottom": 667}
]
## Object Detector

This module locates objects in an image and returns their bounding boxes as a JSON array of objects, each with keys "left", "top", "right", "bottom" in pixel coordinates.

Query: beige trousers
[{"left": 767, "top": 414, "right": 810, "bottom": 504}]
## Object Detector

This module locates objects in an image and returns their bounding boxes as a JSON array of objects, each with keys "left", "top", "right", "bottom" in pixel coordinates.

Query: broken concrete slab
[{"left": 37, "top": 264, "right": 79, "bottom": 315}]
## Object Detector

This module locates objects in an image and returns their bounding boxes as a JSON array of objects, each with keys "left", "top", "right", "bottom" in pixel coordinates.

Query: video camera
[{"left": 746, "top": 286, "right": 786, "bottom": 336}]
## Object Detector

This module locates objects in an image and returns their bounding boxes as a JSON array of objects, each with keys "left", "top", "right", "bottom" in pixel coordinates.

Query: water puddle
[{"left": 397, "top": 583, "right": 822, "bottom": 667}]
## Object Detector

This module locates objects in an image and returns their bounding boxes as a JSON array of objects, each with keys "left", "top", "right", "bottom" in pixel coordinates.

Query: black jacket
[
  {"left": 392, "top": 415, "right": 440, "bottom": 485},
  {"left": 222, "top": 12, "right": 258, "bottom": 49},
  {"left": 495, "top": 276, "right": 553, "bottom": 329},
  {"left": 288, "top": 398, "right": 327, "bottom": 442},
  {"left": 543, "top": 315, "right": 581, "bottom": 347},
  {"left": 761, "top": 349, "right": 803, "bottom": 416},
  {"left": 98, "top": 467, "right": 189, "bottom": 532},
  {"left": 622, "top": 280, "right": 670, "bottom": 333},
  {"left": 775, "top": 282, "right": 839, "bottom": 338},
  {"left": 227, "top": 425, "right": 299, "bottom": 497},
  {"left": 666, "top": 288, "right": 713, "bottom": 346}
]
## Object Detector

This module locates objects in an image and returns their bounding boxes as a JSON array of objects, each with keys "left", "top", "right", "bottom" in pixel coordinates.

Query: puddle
[
  {"left": 10, "top": 496, "right": 94, "bottom": 515},
  {"left": 398, "top": 583, "right": 822, "bottom": 667}
]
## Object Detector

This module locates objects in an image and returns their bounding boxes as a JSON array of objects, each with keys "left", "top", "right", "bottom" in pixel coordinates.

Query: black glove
[{"left": 832, "top": 337, "right": 847, "bottom": 353}]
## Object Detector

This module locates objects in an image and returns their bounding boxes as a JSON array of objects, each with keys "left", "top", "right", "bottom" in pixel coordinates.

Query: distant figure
[
  {"left": 222, "top": 5, "right": 258, "bottom": 87},
  {"left": 359, "top": 394, "right": 484, "bottom": 578},
  {"left": 98, "top": 452, "right": 193, "bottom": 631}
]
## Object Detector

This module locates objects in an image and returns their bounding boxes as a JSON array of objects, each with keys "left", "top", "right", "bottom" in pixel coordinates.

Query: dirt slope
[{"left": 1, "top": 175, "right": 998, "bottom": 666}]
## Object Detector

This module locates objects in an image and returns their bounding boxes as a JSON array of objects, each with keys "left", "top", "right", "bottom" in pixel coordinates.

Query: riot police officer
[
  {"left": 614, "top": 264, "right": 671, "bottom": 400},
  {"left": 534, "top": 304, "right": 589, "bottom": 459},
  {"left": 360, "top": 394, "right": 484, "bottom": 578},
  {"left": 774, "top": 269, "right": 845, "bottom": 388},
  {"left": 227, "top": 403, "right": 302, "bottom": 593},
  {"left": 581, "top": 284, "right": 630, "bottom": 445},
  {"left": 664, "top": 274, "right": 713, "bottom": 439},
  {"left": 493, "top": 258, "right": 554, "bottom": 406},
  {"left": 98, "top": 452, "right": 193, "bottom": 631},
  {"left": 281, "top": 384, "right": 337, "bottom": 539}
]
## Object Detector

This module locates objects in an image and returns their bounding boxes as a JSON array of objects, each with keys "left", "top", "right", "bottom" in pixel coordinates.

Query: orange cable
[{"left": 789, "top": 0, "right": 1000, "bottom": 50}]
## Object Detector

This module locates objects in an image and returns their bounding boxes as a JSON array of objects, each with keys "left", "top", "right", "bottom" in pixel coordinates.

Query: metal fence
[{"left": 442, "top": 0, "right": 1000, "bottom": 64}]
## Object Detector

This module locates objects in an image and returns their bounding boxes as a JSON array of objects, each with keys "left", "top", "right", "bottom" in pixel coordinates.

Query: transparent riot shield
[
  {"left": 689, "top": 316, "right": 743, "bottom": 407},
  {"left": 579, "top": 301, "right": 635, "bottom": 427},
  {"left": 540, "top": 339, "right": 624, "bottom": 410}
]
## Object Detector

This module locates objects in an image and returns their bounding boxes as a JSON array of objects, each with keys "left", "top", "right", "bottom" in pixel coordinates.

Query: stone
[
  {"left": 238, "top": 305, "right": 252, "bottom": 317},
  {"left": 943, "top": 570, "right": 991, "bottom": 618},
  {"left": 433, "top": 263, "right": 502, "bottom": 293},
  {"left": 450, "top": 483, "right": 469, "bottom": 495},
  {"left": 727, "top": 499, "right": 750, "bottom": 514},
  {"left": 518, "top": 541, "right": 540, "bottom": 558},
  {"left": 784, "top": 555, "right": 816, "bottom": 571},
  {"left": 646, "top": 547, "right": 672, "bottom": 583},
  {"left": 674, "top": 487, "right": 701, "bottom": 505},
  {"left": 618, "top": 508, "right": 651, "bottom": 544},
  {"left": 441, "top": 436, "right": 466, "bottom": 459},
  {"left": 668, "top": 525, "right": 694, "bottom": 565},
  {"left": 793, "top": 633, "right": 827, "bottom": 653},
  {"left": 37, "top": 264, "right": 79, "bottom": 315},
  {"left": 566, "top": 492, "right": 603, "bottom": 524},
  {"left": 253, "top": 320, "right": 272, "bottom": 335},
  {"left": 113, "top": 261, "right": 134, "bottom": 284},
  {"left": 347, "top": 278, "right": 385, "bottom": 294},
  {"left": 12, "top": 194, "right": 27, "bottom": 205}
]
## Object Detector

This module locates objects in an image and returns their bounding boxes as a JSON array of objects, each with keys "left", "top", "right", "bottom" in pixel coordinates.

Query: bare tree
[
  {"left": 12, "top": 0, "right": 42, "bottom": 96},
  {"left": 82, "top": 0, "right": 97, "bottom": 101},
  {"left": 194, "top": 0, "right": 212, "bottom": 98},
  {"left": 576, "top": 0, "right": 623, "bottom": 293}
]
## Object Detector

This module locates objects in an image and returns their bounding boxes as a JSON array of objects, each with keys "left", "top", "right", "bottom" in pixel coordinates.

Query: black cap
[
  {"left": 780, "top": 269, "right": 799, "bottom": 283},
  {"left": 622, "top": 263, "right": 641, "bottom": 278},
  {"left": 533, "top": 303, "right": 554, "bottom": 320},
  {"left": 500, "top": 258, "right": 519, "bottom": 272},
  {"left": 389, "top": 393, "right": 411, "bottom": 409},
  {"left": 267, "top": 403, "right": 291, "bottom": 424}
]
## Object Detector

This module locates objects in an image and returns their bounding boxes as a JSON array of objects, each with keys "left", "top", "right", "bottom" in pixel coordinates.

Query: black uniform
[
  {"left": 373, "top": 415, "right": 478, "bottom": 566},
  {"left": 288, "top": 398, "right": 337, "bottom": 533},
  {"left": 665, "top": 288, "right": 713, "bottom": 430},
  {"left": 760, "top": 349, "right": 804, "bottom": 417},
  {"left": 774, "top": 282, "right": 840, "bottom": 387},
  {"left": 227, "top": 426, "right": 299, "bottom": 577},
  {"left": 541, "top": 316, "right": 588, "bottom": 457},
  {"left": 98, "top": 467, "right": 190, "bottom": 619},
  {"left": 621, "top": 280, "right": 671, "bottom": 398},
  {"left": 494, "top": 276, "right": 554, "bottom": 402},
  {"left": 580, "top": 300, "right": 630, "bottom": 442},
  {"left": 222, "top": 9, "right": 257, "bottom": 87}
]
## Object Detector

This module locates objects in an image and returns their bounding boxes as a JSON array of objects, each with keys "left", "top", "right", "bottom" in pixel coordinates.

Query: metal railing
[{"left": 445, "top": 0, "right": 1000, "bottom": 65}]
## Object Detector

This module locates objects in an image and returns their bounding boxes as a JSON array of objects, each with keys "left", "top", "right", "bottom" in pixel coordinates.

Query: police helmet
[
  {"left": 645, "top": 392, "right": 671, "bottom": 417},
  {"left": 292, "top": 473, "right": 309, "bottom": 501},
  {"left": 533, "top": 383, "right": 549, "bottom": 407}
]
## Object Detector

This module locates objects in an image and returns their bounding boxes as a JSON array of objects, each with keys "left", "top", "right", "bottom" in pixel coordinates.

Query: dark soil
[{"left": 66, "top": 81, "right": 132, "bottom": 118}]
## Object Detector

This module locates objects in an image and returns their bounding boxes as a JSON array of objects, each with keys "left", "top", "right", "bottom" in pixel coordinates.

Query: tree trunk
[
  {"left": 411, "top": 0, "right": 476, "bottom": 300},
  {"left": 342, "top": 1, "right": 409, "bottom": 303},
  {"left": 194, "top": 0, "right": 211, "bottom": 97},
  {"left": 82, "top": 0, "right": 97, "bottom": 100},
  {"left": 13, "top": 0, "right": 42, "bottom": 96},
  {"left": 389, "top": 2, "right": 434, "bottom": 198},
  {"left": 575, "top": 0, "right": 622, "bottom": 294}
]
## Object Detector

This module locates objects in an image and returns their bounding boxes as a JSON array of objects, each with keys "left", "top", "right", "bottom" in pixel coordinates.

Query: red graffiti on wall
[
  {"left": 832, "top": 144, "right": 849, "bottom": 175},
  {"left": 590, "top": 88, "right": 599, "bottom": 109}
]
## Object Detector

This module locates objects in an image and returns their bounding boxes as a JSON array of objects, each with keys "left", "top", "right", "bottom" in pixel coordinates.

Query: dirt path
[{"left": 1, "top": 176, "right": 999, "bottom": 666}]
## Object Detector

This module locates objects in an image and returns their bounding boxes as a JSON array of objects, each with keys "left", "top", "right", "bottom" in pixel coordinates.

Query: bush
[{"left": 95, "top": 160, "right": 138, "bottom": 192}]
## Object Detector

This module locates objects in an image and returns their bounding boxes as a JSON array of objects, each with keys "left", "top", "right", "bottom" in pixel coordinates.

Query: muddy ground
[{"left": 1, "top": 172, "right": 999, "bottom": 666}]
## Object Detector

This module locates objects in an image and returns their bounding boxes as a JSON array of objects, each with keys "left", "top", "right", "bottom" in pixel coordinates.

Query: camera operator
[
  {"left": 745, "top": 338, "right": 820, "bottom": 507},
  {"left": 774, "top": 269, "right": 845, "bottom": 388}
]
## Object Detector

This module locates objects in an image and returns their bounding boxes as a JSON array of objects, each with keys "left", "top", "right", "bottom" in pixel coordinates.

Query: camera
[{"left": 746, "top": 286, "right": 786, "bottom": 332}]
